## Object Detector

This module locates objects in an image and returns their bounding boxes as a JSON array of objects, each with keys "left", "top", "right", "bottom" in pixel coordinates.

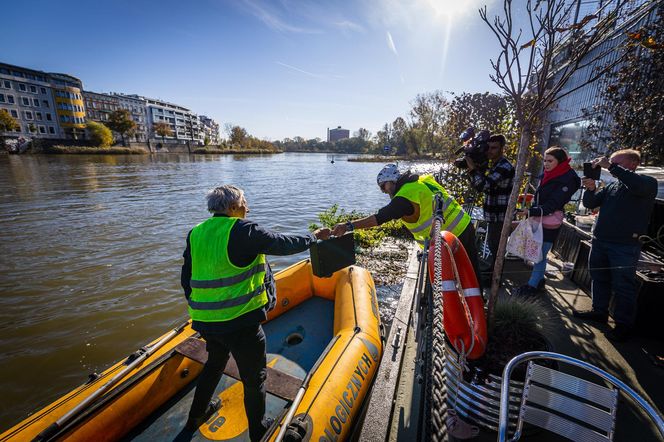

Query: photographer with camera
[
  {"left": 573, "top": 149, "right": 657, "bottom": 342},
  {"left": 464, "top": 134, "right": 515, "bottom": 283}
]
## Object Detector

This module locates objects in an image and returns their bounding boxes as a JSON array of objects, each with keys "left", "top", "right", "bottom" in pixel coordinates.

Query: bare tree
[{"left": 480, "top": 0, "right": 637, "bottom": 318}]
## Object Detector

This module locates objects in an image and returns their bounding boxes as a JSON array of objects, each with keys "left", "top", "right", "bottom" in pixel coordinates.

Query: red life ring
[{"left": 427, "top": 230, "right": 487, "bottom": 360}]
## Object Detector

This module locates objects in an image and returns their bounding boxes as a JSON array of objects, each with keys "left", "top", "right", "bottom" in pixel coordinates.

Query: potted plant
[
  {"left": 481, "top": 295, "right": 555, "bottom": 378},
  {"left": 443, "top": 295, "right": 557, "bottom": 431}
]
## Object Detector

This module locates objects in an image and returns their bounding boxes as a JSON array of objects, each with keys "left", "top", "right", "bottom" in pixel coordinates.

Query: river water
[{"left": 0, "top": 152, "right": 432, "bottom": 429}]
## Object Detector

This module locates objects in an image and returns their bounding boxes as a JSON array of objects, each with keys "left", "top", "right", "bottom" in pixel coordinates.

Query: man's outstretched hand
[
  {"left": 313, "top": 228, "right": 331, "bottom": 240},
  {"left": 331, "top": 223, "right": 348, "bottom": 237}
]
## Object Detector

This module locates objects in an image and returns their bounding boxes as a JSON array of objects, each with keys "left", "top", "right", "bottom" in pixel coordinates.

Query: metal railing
[{"left": 498, "top": 351, "right": 664, "bottom": 442}]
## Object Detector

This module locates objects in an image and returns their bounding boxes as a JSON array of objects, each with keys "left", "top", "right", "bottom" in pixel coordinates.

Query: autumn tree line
[
  {"left": 272, "top": 91, "right": 517, "bottom": 159},
  {"left": 1, "top": 3, "right": 661, "bottom": 162}
]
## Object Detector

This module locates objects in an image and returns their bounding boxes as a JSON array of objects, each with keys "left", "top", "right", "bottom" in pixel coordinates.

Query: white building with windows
[
  {"left": 127, "top": 95, "right": 202, "bottom": 145},
  {"left": 1, "top": 63, "right": 208, "bottom": 146},
  {"left": 0, "top": 63, "right": 62, "bottom": 139},
  {"left": 199, "top": 115, "right": 220, "bottom": 145}
]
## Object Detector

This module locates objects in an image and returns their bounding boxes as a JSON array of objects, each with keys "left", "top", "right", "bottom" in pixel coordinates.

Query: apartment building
[
  {"left": 199, "top": 115, "right": 220, "bottom": 144},
  {"left": 0, "top": 63, "right": 62, "bottom": 139},
  {"left": 111, "top": 93, "right": 149, "bottom": 142},
  {"left": 139, "top": 96, "right": 202, "bottom": 144},
  {"left": 83, "top": 90, "right": 120, "bottom": 123},
  {"left": 1, "top": 62, "right": 209, "bottom": 146},
  {"left": 50, "top": 72, "right": 86, "bottom": 139},
  {"left": 327, "top": 126, "right": 350, "bottom": 142}
]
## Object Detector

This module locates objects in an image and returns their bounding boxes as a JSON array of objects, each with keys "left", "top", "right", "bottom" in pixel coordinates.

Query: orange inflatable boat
[{"left": 0, "top": 260, "right": 383, "bottom": 442}]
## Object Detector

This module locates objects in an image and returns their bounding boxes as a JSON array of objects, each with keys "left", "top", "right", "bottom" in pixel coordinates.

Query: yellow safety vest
[
  {"left": 188, "top": 217, "right": 267, "bottom": 322},
  {"left": 395, "top": 175, "right": 470, "bottom": 248}
]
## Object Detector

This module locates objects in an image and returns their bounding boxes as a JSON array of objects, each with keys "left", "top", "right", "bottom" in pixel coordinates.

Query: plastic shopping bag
[{"left": 506, "top": 218, "right": 543, "bottom": 263}]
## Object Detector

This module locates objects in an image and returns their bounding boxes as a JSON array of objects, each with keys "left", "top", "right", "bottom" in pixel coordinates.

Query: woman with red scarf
[{"left": 515, "top": 147, "right": 581, "bottom": 296}]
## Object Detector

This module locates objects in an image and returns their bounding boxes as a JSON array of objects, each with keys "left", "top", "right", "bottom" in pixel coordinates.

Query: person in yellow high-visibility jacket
[
  {"left": 181, "top": 185, "right": 330, "bottom": 439},
  {"left": 331, "top": 164, "right": 481, "bottom": 282}
]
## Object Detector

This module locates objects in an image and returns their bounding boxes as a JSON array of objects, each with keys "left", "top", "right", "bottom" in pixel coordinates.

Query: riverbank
[
  {"left": 9, "top": 145, "right": 283, "bottom": 155},
  {"left": 192, "top": 147, "right": 282, "bottom": 154},
  {"left": 348, "top": 154, "right": 442, "bottom": 162},
  {"left": 45, "top": 145, "right": 148, "bottom": 154},
  {"left": 356, "top": 238, "right": 411, "bottom": 328}
]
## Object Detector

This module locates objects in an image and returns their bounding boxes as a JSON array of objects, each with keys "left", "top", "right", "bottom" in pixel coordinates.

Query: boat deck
[
  {"left": 361, "top": 246, "right": 664, "bottom": 441},
  {"left": 126, "top": 296, "right": 334, "bottom": 441}
]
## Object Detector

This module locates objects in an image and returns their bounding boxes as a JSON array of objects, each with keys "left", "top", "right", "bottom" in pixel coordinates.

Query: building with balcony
[
  {"left": 50, "top": 72, "right": 86, "bottom": 139},
  {"left": 0, "top": 63, "right": 62, "bottom": 139},
  {"left": 111, "top": 93, "right": 149, "bottom": 142},
  {"left": 327, "top": 126, "right": 350, "bottom": 143},
  {"left": 83, "top": 90, "right": 120, "bottom": 124},
  {"left": 542, "top": 0, "right": 656, "bottom": 159},
  {"left": 199, "top": 115, "right": 220, "bottom": 145},
  {"left": 132, "top": 96, "right": 201, "bottom": 145}
]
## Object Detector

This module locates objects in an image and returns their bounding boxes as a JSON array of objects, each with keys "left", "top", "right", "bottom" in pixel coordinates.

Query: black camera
[{"left": 453, "top": 127, "right": 491, "bottom": 171}]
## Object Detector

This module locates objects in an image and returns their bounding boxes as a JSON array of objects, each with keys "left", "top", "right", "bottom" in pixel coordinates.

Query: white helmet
[{"left": 376, "top": 164, "right": 400, "bottom": 185}]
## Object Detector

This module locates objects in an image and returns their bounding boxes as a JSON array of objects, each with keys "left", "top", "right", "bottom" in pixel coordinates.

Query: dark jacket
[
  {"left": 181, "top": 215, "right": 316, "bottom": 333},
  {"left": 528, "top": 168, "right": 581, "bottom": 242},
  {"left": 582, "top": 163, "right": 658, "bottom": 244}
]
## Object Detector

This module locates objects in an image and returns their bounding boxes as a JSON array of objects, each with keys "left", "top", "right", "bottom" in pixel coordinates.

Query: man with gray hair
[
  {"left": 574, "top": 149, "right": 657, "bottom": 342},
  {"left": 181, "top": 185, "right": 330, "bottom": 439}
]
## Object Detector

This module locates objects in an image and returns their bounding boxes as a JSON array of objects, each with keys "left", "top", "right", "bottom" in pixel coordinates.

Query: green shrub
[
  {"left": 482, "top": 295, "right": 555, "bottom": 375},
  {"left": 86, "top": 121, "right": 113, "bottom": 147},
  {"left": 310, "top": 204, "right": 410, "bottom": 249}
]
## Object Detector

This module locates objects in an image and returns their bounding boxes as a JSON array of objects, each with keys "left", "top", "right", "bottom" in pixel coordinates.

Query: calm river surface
[{"left": 0, "top": 152, "right": 429, "bottom": 429}]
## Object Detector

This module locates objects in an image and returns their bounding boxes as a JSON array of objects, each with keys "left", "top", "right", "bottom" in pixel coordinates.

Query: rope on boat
[
  {"left": 32, "top": 322, "right": 188, "bottom": 442},
  {"left": 423, "top": 195, "right": 449, "bottom": 442}
]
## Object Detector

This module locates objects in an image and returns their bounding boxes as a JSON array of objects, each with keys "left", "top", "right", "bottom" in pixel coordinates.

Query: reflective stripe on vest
[
  {"left": 188, "top": 284, "right": 266, "bottom": 310},
  {"left": 395, "top": 175, "right": 470, "bottom": 246},
  {"left": 188, "top": 216, "right": 267, "bottom": 322},
  {"left": 190, "top": 262, "right": 266, "bottom": 289}
]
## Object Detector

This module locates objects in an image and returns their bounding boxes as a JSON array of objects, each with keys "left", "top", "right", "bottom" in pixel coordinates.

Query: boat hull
[{"left": 0, "top": 260, "right": 383, "bottom": 441}]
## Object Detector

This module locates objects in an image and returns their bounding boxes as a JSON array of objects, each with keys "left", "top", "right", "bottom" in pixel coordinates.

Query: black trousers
[
  {"left": 457, "top": 222, "right": 482, "bottom": 292},
  {"left": 486, "top": 221, "right": 503, "bottom": 267},
  {"left": 189, "top": 324, "right": 267, "bottom": 441}
]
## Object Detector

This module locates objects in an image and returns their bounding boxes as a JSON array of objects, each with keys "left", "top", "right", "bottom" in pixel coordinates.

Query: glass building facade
[{"left": 542, "top": 0, "right": 657, "bottom": 159}]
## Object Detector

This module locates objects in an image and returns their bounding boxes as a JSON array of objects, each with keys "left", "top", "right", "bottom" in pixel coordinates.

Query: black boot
[
  {"left": 606, "top": 324, "right": 633, "bottom": 342},
  {"left": 185, "top": 398, "right": 221, "bottom": 430}
]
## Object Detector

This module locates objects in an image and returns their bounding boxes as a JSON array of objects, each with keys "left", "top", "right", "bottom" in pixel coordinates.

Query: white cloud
[
  {"left": 239, "top": 0, "right": 323, "bottom": 34},
  {"left": 275, "top": 62, "right": 324, "bottom": 79},
  {"left": 334, "top": 20, "right": 366, "bottom": 33},
  {"left": 386, "top": 31, "right": 398, "bottom": 56}
]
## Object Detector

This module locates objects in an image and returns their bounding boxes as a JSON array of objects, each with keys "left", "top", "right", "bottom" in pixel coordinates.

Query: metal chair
[{"left": 498, "top": 351, "right": 664, "bottom": 442}]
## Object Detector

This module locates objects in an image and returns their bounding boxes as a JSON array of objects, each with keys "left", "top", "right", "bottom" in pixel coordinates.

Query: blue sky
[{"left": 3, "top": 0, "right": 505, "bottom": 140}]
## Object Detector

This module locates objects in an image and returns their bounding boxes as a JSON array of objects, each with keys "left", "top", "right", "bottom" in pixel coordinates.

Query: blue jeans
[
  {"left": 589, "top": 239, "right": 641, "bottom": 327},
  {"left": 528, "top": 241, "right": 553, "bottom": 288}
]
